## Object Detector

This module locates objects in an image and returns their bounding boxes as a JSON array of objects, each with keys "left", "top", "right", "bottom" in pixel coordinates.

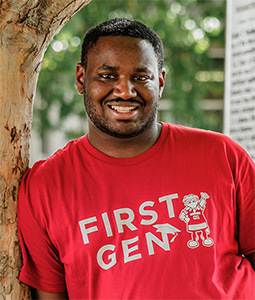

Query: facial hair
[{"left": 83, "top": 84, "right": 158, "bottom": 139}]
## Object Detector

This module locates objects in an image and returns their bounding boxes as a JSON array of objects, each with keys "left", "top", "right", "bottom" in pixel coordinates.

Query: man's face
[{"left": 76, "top": 36, "right": 165, "bottom": 138}]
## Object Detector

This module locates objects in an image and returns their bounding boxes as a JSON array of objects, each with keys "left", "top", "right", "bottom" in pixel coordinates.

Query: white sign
[{"left": 224, "top": 0, "right": 255, "bottom": 160}]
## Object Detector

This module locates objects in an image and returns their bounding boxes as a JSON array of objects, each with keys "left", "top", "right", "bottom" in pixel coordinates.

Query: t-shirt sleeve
[
  {"left": 18, "top": 169, "right": 66, "bottom": 293},
  {"left": 235, "top": 149, "right": 255, "bottom": 256}
]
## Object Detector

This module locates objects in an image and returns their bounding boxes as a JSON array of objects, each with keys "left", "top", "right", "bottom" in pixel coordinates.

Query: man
[{"left": 18, "top": 18, "right": 255, "bottom": 299}]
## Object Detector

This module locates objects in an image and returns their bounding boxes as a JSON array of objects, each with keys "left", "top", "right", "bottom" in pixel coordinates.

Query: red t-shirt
[{"left": 18, "top": 123, "right": 255, "bottom": 299}]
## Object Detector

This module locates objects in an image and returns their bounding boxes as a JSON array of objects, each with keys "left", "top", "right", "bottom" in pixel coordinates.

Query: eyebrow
[
  {"left": 97, "top": 64, "right": 152, "bottom": 74},
  {"left": 134, "top": 67, "right": 152, "bottom": 74},
  {"left": 97, "top": 64, "right": 119, "bottom": 72},
  {"left": 135, "top": 67, "right": 154, "bottom": 79}
]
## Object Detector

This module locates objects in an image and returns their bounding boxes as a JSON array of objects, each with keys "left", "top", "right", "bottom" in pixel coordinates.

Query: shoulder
[
  {"left": 18, "top": 136, "right": 88, "bottom": 231},
  {"left": 168, "top": 123, "right": 229, "bottom": 143},
  {"left": 29, "top": 135, "right": 87, "bottom": 178},
  {"left": 18, "top": 136, "right": 87, "bottom": 209},
  {"left": 163, "top": 123, "right": 254, "bottom": 171},
  {"left": 167, "top": 123, "right": 249, "bottom": 153}
]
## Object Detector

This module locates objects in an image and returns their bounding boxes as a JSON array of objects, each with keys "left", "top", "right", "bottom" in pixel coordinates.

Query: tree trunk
[{"left": 0, "top": 1, "right": 92, "bottom": 298}]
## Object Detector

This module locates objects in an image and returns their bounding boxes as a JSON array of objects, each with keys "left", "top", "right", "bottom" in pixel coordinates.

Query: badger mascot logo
[{"left": 179, "top": 192, "right": 214, "bottom": 249}]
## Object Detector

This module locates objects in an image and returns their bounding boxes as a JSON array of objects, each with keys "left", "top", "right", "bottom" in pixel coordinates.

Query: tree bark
[{"left": 0, "top": 1, "right": 92, "bottom": 298}]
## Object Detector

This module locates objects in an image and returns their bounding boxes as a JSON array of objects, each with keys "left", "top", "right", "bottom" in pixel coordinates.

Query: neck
[{"left": 87, "top": 122, "right": 162, "bottom": 158}]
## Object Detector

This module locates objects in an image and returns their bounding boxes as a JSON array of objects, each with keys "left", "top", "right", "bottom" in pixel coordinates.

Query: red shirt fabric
[{"left": 18, "top": 123, "right": 255, "bottom": 299}]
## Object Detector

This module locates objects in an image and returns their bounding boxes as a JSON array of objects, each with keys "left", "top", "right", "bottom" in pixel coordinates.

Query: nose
[{"left": 113, "top": 76, "right": 137, "bottom": 99}]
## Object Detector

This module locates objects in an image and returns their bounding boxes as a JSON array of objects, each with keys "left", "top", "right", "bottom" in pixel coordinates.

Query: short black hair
[{"left": 81, "top": 18, "right": 164, "bottom": 70}]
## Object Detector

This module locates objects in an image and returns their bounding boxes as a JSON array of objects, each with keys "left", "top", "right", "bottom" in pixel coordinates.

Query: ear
[
  {"left": 159, "top": 68, "right": 166, "bottom": 99},
  {"left": 76, "top": 63, "right": 85, "bottom": 95}
]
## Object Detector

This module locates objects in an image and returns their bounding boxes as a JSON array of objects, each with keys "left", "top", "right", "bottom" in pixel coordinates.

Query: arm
[
  {"left": 246, "top": 252, "right": 255, "bottom": 271},
  {"left": 31, "top": 288, "right": 68, "bottom": 300},
  {"left": 18, "top": 170, "right": 66, "bottom": 294}
]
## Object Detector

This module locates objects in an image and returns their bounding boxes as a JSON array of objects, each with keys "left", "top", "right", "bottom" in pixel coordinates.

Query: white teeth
[{"left": 110, "top": 105, "right": 136, "bottom": 113}]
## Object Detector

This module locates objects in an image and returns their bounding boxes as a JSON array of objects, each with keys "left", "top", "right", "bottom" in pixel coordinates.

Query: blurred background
[{"left": 30, "top": 0, "right": 226, "bottom": 164}]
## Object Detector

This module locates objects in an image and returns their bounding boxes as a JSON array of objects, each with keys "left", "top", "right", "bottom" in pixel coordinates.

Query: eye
[
  {"left": 133, "top": 75, "right": 150, "bottom": 82},
  {"left": 99, "top": 73, "right": 117, "bottom": 80}
]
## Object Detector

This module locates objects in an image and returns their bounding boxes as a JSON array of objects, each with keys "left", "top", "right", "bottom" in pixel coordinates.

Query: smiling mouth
[{"left": 108, "top": 105, "right": 139, "bottom": 113}]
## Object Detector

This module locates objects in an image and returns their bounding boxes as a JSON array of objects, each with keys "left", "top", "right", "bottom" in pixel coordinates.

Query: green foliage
[{"left": 35, "top": 0, "right": 226, "bottom": 141}]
